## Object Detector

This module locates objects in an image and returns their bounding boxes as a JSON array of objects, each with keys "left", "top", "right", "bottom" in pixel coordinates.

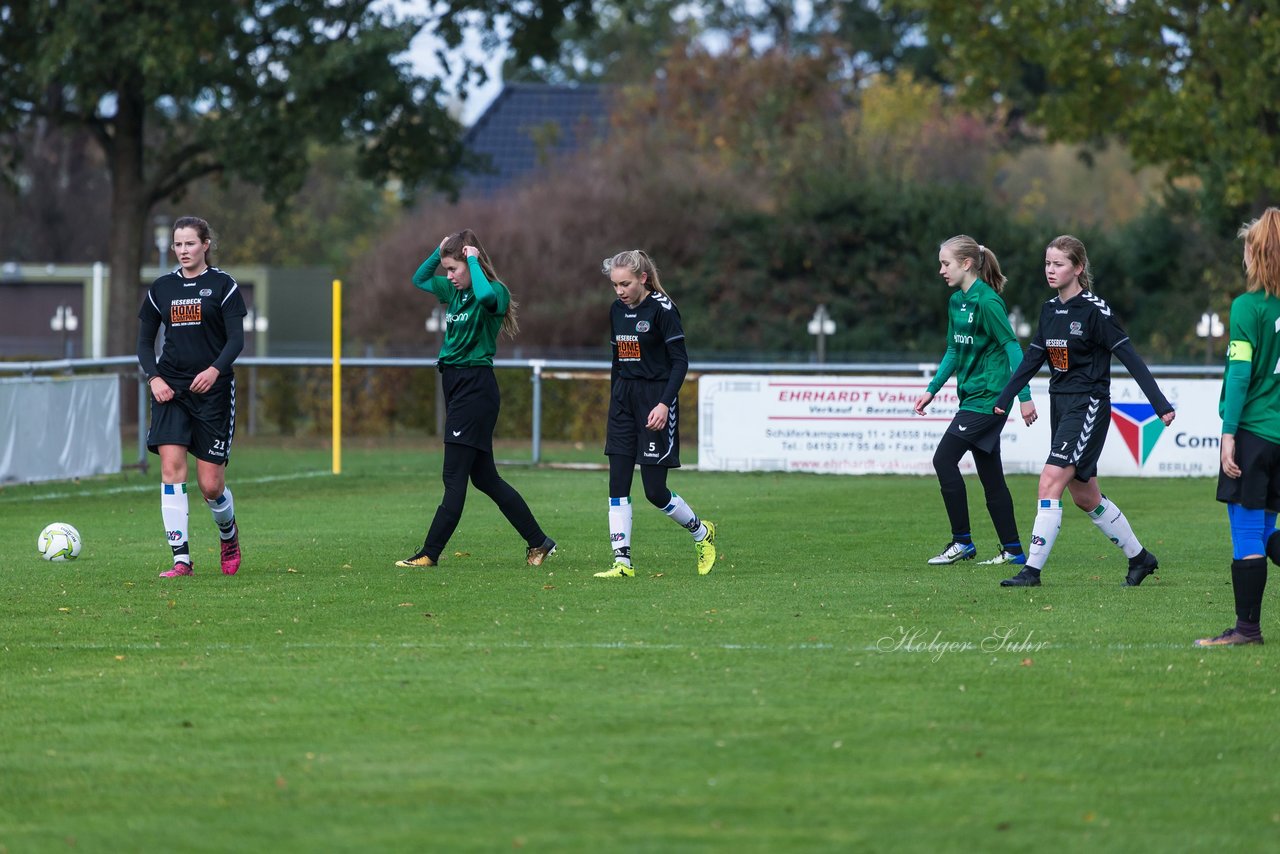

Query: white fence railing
[{"left": 1, "top": 356, "right": 1224, "bottom": 469}]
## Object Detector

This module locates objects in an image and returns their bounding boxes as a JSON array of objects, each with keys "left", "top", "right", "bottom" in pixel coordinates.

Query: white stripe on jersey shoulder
[
  {"left": 208, "top": 267, "right": 241, "bottom": 306},
  {"left": 648, "top": 291, "right": 676, "bottom": 311},
  {"left": 1080, "top": 291, "right": 1112, "bottom": 316}
]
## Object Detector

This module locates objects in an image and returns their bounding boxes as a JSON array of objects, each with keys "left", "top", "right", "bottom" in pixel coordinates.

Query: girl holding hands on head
[
  {"left": 397, "top": 230, "right": 556, "bottom": 569},
  {"left": 915, "top": 235, "right": 1036, "bottom": 568},
  {"left": 993, "top": 235, "right": 1174, "bottom": 588}
]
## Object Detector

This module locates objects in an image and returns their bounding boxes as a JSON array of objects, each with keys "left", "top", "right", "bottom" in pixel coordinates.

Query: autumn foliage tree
[{"left": 899, "top": 0, "right": 1280, "bottom": 216}]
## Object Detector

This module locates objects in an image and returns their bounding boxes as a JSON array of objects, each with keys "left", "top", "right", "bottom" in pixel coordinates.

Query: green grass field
[{"left": 1, "top": 441, "right": 1276, "bottom": 852}]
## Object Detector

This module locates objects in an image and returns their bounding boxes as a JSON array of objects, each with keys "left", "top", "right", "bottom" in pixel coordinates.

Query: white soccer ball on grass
[{"left": 38, "top": 522, "right": 82, "bottom": 562}]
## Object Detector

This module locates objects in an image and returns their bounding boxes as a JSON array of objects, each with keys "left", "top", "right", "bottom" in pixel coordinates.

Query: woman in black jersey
[
  {"left": 993, "top": 235, "right": 1175, "bottom": 588},
  {"left": 396, "top": 229, "right": 556, "bottom": 569},
  {"left": 595, "top": 250, "right": 717, "bottom": 578},
  {"left": 137, "top": 216, "right": 246, "bottom": 578}
]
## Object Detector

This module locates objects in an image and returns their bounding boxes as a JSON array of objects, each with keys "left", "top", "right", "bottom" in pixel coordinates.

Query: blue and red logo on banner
[{"left": 1110, "top": 403, "right": 1168, "bottom": 467}]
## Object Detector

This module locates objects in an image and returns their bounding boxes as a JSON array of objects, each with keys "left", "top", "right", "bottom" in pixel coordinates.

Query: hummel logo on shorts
[
  {"left": 452, "top": 430, "right": 462, "bottom": 436},
  {"left": 958, "top": 425, "right": 968, "bottom": 431}
]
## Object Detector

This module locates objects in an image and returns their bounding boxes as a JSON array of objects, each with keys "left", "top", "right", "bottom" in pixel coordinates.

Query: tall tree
[
  {"left": 899, "top": 0, "right": 1280, "bottom": 215},
  {"left": 0, "top": 0, "right": 471, "bottom": 357}
]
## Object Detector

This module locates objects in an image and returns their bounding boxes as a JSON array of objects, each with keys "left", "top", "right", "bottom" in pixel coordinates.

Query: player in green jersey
[
  {"left": 396, "top": 229, "right": 556, "bottom": 569},
  {"left": 914, "top": 235, "right": 1037, "bottom": 567},
  {"left": 1198, "top": 208, "right": 1280, "bottom": 646}
]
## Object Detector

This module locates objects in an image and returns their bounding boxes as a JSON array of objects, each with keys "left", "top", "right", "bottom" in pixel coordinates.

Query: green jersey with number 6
[
  {"left": 928, "top": 279, "right": 1026, "bottom": 413},
  {"left": 1222, "top": 290, "right": 1280, "bottom": 443}
]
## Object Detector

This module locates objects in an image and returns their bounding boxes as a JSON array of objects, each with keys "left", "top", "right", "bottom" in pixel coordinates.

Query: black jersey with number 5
[
  {"left": 611, "top": 292, "right": 685, "bottom": 382},
  {"left": 138, "top": 267, "right": 247, "bottom": 388}
]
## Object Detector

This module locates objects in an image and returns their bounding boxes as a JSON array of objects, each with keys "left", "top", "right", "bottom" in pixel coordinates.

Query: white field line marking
[
  {"left": 0, "top": 470, "right": 330, "bottom": 503},
  {"left": 3, "top": 639, "right": 1197, "bottom": 653}
]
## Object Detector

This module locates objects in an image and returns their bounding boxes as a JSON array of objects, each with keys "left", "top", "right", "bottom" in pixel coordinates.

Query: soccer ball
[{"left": 38, "top": 523, "right": 82, "bottom": 562}]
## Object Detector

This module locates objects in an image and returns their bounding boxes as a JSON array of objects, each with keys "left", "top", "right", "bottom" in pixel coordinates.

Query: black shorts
[
  {"left": 1046, "top": 393, "right": 1109, "bottom": 481},
  {"left": 605, "top": 378, "right": 680, "bottom": 467},
  {"left": 1217, "top": 428, "right": 1280, "bottom": 511},
  {"left": 147, "top": 379, "right": 236, "bottom": 465},
  {"left": 440, "top": 365, "right": 499, "bottom": 453},
  {"left": 946, "top": 409, "right": 1007, "bottom": 455}
]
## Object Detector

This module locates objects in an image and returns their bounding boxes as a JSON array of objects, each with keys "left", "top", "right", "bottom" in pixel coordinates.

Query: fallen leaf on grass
[
  {"left": 453, "top": 551, "right": 470, "bottom": 557},
  {"left": 1020, "top": 658, "right": 1034, "bottom": 667},
  {"left": 397, "top": 602, "right": 414, "bottom": 607}
]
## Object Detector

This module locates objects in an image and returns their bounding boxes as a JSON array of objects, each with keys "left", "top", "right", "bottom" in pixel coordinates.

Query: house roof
[{"left": 462, "top": 83, "right": 610, "bottom": 195}]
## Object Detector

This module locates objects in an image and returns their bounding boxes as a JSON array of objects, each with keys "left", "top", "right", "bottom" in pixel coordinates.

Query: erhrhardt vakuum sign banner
[{"left": 697, "top": 374, "right": 1221, "bottom": 477}]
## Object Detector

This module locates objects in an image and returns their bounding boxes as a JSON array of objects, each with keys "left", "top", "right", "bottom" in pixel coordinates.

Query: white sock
[
  {"left": 206, "top": 487, "right": 237, "bottom": 539},
  {"left": 609, "top": 496, "right": 632, "bottom": 565},
  {"left": 161, "top": 482, "right": 190, "bottom": 562},
  {"left": 1026, "top": 499, "right": 1063, "bottom": 571},
  {"left": 663, "top": 491, "right": 706, "bottom": 540},
  {"left": 1087, "top": 496, "right": 1141, "bottom": 558}
]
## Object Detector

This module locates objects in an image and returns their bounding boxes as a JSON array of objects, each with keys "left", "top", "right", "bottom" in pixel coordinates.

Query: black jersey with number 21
[{"left": 138, "top": 267, "right": 247, "bottom": 389}]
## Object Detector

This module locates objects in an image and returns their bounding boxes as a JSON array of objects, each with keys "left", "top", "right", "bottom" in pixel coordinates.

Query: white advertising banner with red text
[{"left": 697, "top": 374, "right": 1221, "bottom": 477}]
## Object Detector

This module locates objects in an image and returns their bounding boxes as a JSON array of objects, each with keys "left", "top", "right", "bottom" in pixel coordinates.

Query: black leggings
[
  {"left": 609, "top": 455, "right": 671, "bottom": 508},
  {"left": 421, "top": 443, "right": 546, "bottom": 559},
  {"left": 932, "top": 431, "right": 1019, "bottom": 545}
]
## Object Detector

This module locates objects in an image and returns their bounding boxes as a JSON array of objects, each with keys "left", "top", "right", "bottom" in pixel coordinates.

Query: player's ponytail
[
  {"left": 602, "top": 250, "right": 668, "bottom": 298},
  {"left": 442, "top": 229, "right": 519, "bottom": 338},
  {"left": 1046, "top": 235, "right": 1093, "bottom": 291},
  {"left": 941, "top": 235, "right": 1006, "bottom": 293},
  {"left": 1239, "top": 208, "right": 1280, "bottom": 298}
]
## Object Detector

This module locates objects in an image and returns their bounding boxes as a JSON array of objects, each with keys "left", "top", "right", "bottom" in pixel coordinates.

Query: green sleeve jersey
[
  {"left": 412, "top": 251, "right": 510, "bottom": 367},
  {"left": 944, "top": 280, "right": 1024, "bottom": 413},
  {"left": 1220, "top": 290, "right": 1280, "bottom": 444}
]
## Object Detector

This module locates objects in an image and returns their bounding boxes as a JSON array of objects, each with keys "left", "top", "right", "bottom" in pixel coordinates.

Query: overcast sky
[{"left": 397, "top": 2, "right": 507, "bottom": 126}]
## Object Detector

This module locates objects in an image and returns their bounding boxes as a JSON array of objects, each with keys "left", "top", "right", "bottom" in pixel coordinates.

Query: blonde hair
[
  {"left": 1046, "top": 235, "right": 1093, "bottom": 291},
  {"left": 602, "top": 249, "right": 669, "bottom": 298},
  {"left": 441, "top": 229, "right": 518, "bottom": 338},
  {"left": 940, "top": 234, "right": 1006, "bottom": 293},
  {"left": 1239, "top": 208, "right": 1280, "bottom": 298}
]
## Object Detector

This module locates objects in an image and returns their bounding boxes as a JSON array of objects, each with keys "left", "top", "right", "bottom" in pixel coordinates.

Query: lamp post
[
  {"left": 153, "top": 216, "right": 170, "bottom": 271},
  {"left": 1008, "top": 306, "right": 1032, "bottom": 339},
  {"left": 1196, "top": 311, "right": 1224, "bottom": 364},
  {"left": 50, "top": 304, "right": 79, "bottom": 358},
  {"left": 242, "top": 308, "right": 269, "bottom": 348},
  {"left": 426, "top": 306, "right": 447, "bottom": 435},
  {"left": 242, "top": 308, "right": 269, "bottom": 437},
  {"left": 807, "top": 304, "right": 836, "bottom": 363}
]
